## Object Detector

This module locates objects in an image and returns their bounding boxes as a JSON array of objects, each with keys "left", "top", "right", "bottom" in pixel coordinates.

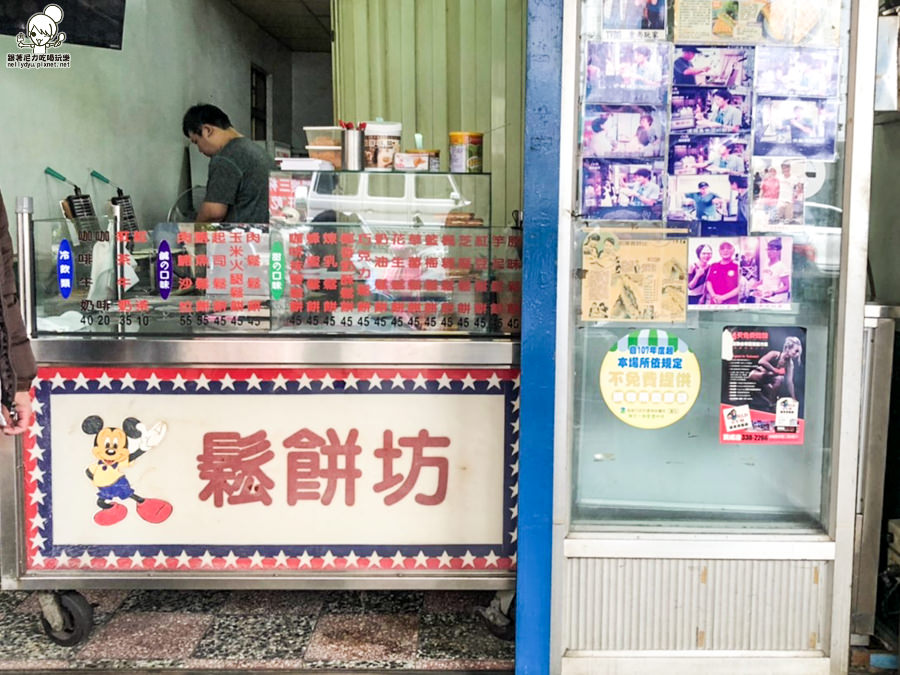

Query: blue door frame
[{"left": 516, "top": 0, "right": 563, "bottom": 673}]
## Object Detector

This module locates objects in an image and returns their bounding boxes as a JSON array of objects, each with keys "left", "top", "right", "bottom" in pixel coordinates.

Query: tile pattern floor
[{"left": 0, "top": 589, "right": 514, "bottom": 671}]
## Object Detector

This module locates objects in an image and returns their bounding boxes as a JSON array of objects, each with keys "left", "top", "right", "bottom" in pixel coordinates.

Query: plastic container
[
  {"left": 303, "top": 126, "right": 343, "bottom": 147},
  {"left": 449, "top": 132, "right": 484, "bottom": 173},
  {"left": 394, "top": 150, "right": 440, "bottom": 172},
  {"left": 363, "top": 121, "right": 402, "bottom": 170},
  {"left": 306, "top": 145, "right": 342, "bottom": 169}
]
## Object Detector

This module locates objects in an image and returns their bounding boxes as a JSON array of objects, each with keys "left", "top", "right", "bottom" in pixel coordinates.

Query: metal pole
[{"left": 15, "top": 197, "right": 34, "bottom": 340}]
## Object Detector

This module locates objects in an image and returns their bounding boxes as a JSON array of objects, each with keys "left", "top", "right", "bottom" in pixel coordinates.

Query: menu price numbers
[
  {"left": 178, "top": 314, "right": 263, "bottom": 327},
  {"left": 80, "top": 313, "right": 151, "bottom": 327}
]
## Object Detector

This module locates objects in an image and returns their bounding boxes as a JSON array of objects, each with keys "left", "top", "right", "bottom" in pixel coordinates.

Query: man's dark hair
[
  {"left": 635, "top": 168, "right": 651, "bottom": 180},
  {"left": 182, "top": 104, "right": 232, "bottom": 137}
]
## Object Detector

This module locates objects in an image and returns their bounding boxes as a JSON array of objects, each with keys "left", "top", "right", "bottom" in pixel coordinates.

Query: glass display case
[{"left": 25, "top": 171, "right": 522, "bottom": 338}]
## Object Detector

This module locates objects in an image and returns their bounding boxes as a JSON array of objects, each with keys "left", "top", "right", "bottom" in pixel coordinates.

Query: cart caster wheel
[{"left": 39, "top": 591, "right": 94, "bottom": 646}]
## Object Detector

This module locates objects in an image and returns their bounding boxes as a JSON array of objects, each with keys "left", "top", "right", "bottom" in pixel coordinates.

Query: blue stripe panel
[{"left": 518, "top": 0, "right": 564, "bottom": 673}]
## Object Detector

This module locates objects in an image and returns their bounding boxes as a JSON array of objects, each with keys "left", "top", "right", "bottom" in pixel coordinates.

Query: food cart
[{"left": 0, "top": 168, "right": 521, "bottom": 645}]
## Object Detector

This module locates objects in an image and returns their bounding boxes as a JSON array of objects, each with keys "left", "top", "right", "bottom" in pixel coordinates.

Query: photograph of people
[
  {"left": 671, "top": 89, "right": 750, "bottom": 135},
  {"left": 585, "top": 41, "right": 669, "bottom": 105},
  {"left": 754, "top": 97, "right": 837, "bottom": 158},
  {"left": 751, "top": 236, "right": 792, "bottom": 305},
  {"left": 751, "top": 158, "right": 805, "bottom": 228},
  {"left": 704, "top": 239, "right": 740, "bottom": 305},
  {"left": 687, "top": 243, "right": 713, "bottom": 304},
  {"left": 685, "top": 180, "right": 725, "bottom": 221},
  {"left": 755, "top": 47, "right": 839, "bottom": 97},
  {"left": 738, "top": 236, "right": 761, "bottom": 303},
  {"left": 583, "top": 106, "right": 665, "bottom": 158},
  {"left": 669, "top": 135, "right": 750, "bottom": 176},
  {"left": 582, "top": 159, "right": 664, "bottom": 220},
  {"left": 602, "top": 0, "right": 666, "bottom": 31},
  {"left": 748, "top": 334, "right": 803, "bottom": 409},
  {"left": 729, "top": 175, "right": 750, "bottom": 224},
  {"left": 673, "top": 45, "right": 753, "bottom": 88}
]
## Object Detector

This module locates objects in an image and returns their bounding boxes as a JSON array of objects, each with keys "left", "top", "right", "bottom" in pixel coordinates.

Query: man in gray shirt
[{"left": 182, "top": 104, "right": 275, "bottom": 223}]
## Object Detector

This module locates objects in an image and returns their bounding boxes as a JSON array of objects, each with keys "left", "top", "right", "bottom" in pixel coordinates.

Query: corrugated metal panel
[
  {"left": 332, "top": 0, "right": 525, "bottom": 230},
  {"left": 564, "top": 558, "right": 832, "bottom": 652}
]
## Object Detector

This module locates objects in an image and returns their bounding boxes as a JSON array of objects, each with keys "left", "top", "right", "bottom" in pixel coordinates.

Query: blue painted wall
[{"left": 516, "top": 0, "right": 563, "bottom": 673}]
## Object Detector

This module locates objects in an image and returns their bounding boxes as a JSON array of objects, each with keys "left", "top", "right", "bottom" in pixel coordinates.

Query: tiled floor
[{"left": 0, "top": 589, "right": 514, "bottom": 671}]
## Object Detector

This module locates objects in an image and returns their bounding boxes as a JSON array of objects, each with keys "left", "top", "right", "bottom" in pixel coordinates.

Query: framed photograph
[
  {"left": 755, "top": 47, "right": 839, "bottom": 97},
  {"left": 602, "top": 0, "right": 667, "bottom": 32},
  {"left": 687, "top": 235, "right": 792, "bottom": 309},
  {"left": 668, "top": 134, "right": 750, "bottom": 176},
  {"left": 672, "top": 45, "right": 753, "bottom": 89},
  {"left": 668, "top": 174, "right": 749, "bottom": 236},
  {"left": 585, "top": 41, "right": 670, "bottom": 105},
  {"left": 582, "top": 158, "right": 665, "bottom": 221},
  {"left": 670, "top": 87, "right": 751, "bottom": 135},
  {"left": 750, "top": 157, "right": 807, "bottom": 229},
  {"left": 583, "top": 105, "right": 667, "bottom": 158},
  {"left": 754, "top": 96, "right": 838, "bottom": 159}
]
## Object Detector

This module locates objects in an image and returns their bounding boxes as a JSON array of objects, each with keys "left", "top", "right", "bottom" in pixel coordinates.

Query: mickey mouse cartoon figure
[{"left": 83, "top": 416, "right": 172, "bottom": 526}]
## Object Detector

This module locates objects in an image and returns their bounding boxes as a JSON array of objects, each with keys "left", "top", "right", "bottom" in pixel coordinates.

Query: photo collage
[
  {"left": 579, "top": 4, "right": 840, "bottom": 318},
  {"left": 581, "top": 39, "right": 840, "bottom": 237}
]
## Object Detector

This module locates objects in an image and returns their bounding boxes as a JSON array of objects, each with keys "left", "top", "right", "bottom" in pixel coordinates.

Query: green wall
[
  {"left": 332, "top": 0, "right": 526, "bottom": 230},
  {"left": 0, "top": 0, "right": 292, "bottom": 226}
]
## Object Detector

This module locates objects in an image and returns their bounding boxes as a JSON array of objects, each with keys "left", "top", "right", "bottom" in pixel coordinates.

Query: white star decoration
[
  {"left": 368, "top": 374, "right": 383, "bottom": 390},
  {"left": 246, "top": 374, "right": 263, "bottom": 390},
  {"left": 105, "top": 551, "right": 119, "bottom": 568},
  {"left": 199, "top": 551, "right": 215, "bottom": 568},
  {"left": 461, "top": 550, "right": 476, "bottom": 567},
  {"left": 146, "top": 373, "right": 162, "bottom": 390},
  {"left": 50, "top": 373, "right": 66, "bottom": 389},
  {"left": 153, "top": 551, "right": 168, "bottom": 567},
  {"left": 29, "top": 532, "right": 46, "bottom": 549},
  {"left": 97, "top": 372, "right": 113, "bottom": 389},
  {"left": 272, "top": 374, "right": 288, "bottom": 391},
  {"left": 367, "top": 550, "right": 382, "bottom": 568},
  {"left": 437, "top": 373, "right": 453, "bottom": 390},
  {"left": 438, "top": 551, "right": 453, "bottom": 568},
  {"left": 512, "top": 397, "right": 520, "bottom": 412},
  {"left": 223, "top": 551, "right": 239, "bottom": 568},
  {"left": 249, "top": 550, "right": 264, "bottom": 567},
  {"left": 274, "top": 550, "right": 289, "bottom": 567},
  {"left": 513, "top": 375, "right": 521, "bottom": 389},
  {"left": 28, "top": 466, "right": 45, "bottom": 484},
  {"left": 219, "top": 374, "right": 235, "bottom": 390},
  {"left": 484, "top": 551, "right": 500, "bottom": 567},
  {"left": 413, "top": 373, "right": 428, "bottom": 390},
  {"left": 56, "top": 550, "right": 70, "bottom": 567},
  {"left": 28, "top": 421, "right": 43, "bottom": 439},
  {"left": 461, "top": 373, "right": 476, "bottom": 390},
  {"left": 509, "top": 529, "right": 518, "bottom": 543},
  {"left": 29, "top": 513, "right": 46, "bottom": 531},
  {"left": 177, "top": 550, "right": 192, "bottom": 567},
  {"left": 391, "top": 551, "right": 406, "bottom": 568},
  {"left": 344, "top": 373, "right": 359, "bottom": 390},
  {"left": 511, "top": 459, "right": 519, "bottom": 476},
  {"left": 194, "top": 373, "right": 211, "bottom": 391},
  {"left": 171, "top": 373, "right": 187, "bottom": 391},
  {"left": 78, "top": 551, "right": 93, "bottom": 567},
  {"left": 73, "top": 373, "right": 89, "bottom": 390},
  {"left": 320, "top": 374, "right": 335, "bottom": 390},
  {"left": 414, "top": 551, "right": 429, "bottom": 567},
  {"left": 130, "top": 551, "right": 145, "bottom": 568},
  {"left": 29, "top": 487, "right": 45, "bottom": 505},
  {"left": 321, "top": 551, "right": 336, "bottom": 567},
  {"left": 119, "top": 372, "right": 136, "bottom": 390},
  {"left": 297, "top": 374, "right": 313, "bottom": 390},
  {"left": 344, "top": 551, "right": 359, "bottom": 568},
  {"left": 31, "top": 399, "right": 43, "bottom": 415},
  {"left": 297, "top": 551, "right": 313, "bottom": 567},
  {"left": 391, "top": 373, "right": 406, "bottom": 389},
  {"left": 487, "top": 372, "right": 502, "bottom": 389},
  {"left": 27, "top": 442, "right": 45, "bottom": 461},
  {"left": 31, "top": 551, "right": 45, "bottom": 567}
]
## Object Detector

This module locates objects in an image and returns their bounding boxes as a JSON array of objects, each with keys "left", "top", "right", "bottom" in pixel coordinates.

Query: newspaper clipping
[{"left": 582, "top": 232, "right": 688, "bottom": 322}]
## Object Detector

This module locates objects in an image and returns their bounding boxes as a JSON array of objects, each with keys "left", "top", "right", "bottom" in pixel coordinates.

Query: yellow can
[{"left": 449, "top": 132, "right": 483, "bottom": 173}]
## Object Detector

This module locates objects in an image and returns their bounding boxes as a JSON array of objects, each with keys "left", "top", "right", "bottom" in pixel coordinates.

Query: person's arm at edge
[{"left": 195, "top": 201, "right": 228, "bottom": 223}]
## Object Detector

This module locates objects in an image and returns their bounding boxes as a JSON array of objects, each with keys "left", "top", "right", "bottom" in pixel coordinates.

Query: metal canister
[
  {"left": 341, "top": 129, "right": 364, "bottom": 171},
  {"left": 449, "top": 132, "right": 483, "bottom": 173}
]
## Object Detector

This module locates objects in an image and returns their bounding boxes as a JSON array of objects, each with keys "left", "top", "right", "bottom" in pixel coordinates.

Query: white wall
[
  {"left": 0, "top": 0, "right": 292, "bottom": 225},
  {"left": 291, "top": 52, "right": 334, "bottom": 151}
]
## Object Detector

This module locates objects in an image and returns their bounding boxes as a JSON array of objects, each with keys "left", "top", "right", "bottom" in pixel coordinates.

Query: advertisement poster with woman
[{"left": 720, "top": 325, "right": 806, "bottom": 444}]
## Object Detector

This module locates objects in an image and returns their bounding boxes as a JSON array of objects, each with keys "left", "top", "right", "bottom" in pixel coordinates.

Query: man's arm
[{"left": 196, "top": 201, "right": 228, "bottom": 223}]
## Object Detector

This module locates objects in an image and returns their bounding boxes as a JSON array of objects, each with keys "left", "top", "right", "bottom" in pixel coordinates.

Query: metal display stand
[{"left": 2, "top": 190, "right": 520, "bottom": 645}]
